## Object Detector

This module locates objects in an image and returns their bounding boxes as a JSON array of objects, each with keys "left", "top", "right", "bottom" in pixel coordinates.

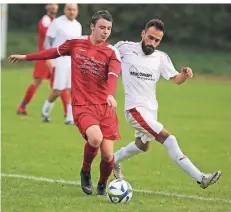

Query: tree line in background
[{"left": 8, "top": 4, "right": 231, "bottom": 49}]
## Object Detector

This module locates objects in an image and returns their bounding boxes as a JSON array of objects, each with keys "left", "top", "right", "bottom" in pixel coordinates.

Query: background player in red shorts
[
  {"left": 8, "top": 10, "right": 121, "bottom": 196},
  {"left": 16, "top": 4, "right": 69, "bottom": 118}
]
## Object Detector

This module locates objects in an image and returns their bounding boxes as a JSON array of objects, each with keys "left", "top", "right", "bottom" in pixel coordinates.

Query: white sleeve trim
[{"left": 108, "top": 72, "right": 118, "bottom": 78}]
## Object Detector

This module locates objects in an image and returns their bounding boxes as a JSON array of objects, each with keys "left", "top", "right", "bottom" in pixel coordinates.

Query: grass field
[{"left": 1, "top": 68, "right": 231, "bottom": 212}]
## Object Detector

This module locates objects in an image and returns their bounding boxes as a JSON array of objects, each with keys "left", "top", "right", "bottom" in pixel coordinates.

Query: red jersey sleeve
[
  {"left": 26, "top": 48, "right": 60, "bottom": 61},
  {"left": 107, "top": 48, "right": 121, "bottom": 96},
  {"left": 26, "top": 40, "right": 73, "bottom": 61},
  {"left": 108, "top": 48, "right": 121, "bottom": 77},
  {"left": 57, "top": 40, "right": 72, "bottom": 56}
]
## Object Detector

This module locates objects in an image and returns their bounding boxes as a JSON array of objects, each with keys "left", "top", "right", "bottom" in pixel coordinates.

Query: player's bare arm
[
  {"left": 107, "top": 47, "right": 121, "bottom": 109},
  {"left": 171, "top": 67, "right": 193, "bottom": 84},
  {"left": 107, "top": 73, "right": 120, "bottom": 109}
]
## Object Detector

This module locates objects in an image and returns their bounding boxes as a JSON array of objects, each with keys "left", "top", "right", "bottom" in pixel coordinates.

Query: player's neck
[
  {"left": 89, "top": 35, "right": 105, "bottom": 46},
  {"left": 65, "top": 16, "right": 75, "bottom": 21},
  {"left": 47, "top": 13, "right": 56, "bottom": 19}
]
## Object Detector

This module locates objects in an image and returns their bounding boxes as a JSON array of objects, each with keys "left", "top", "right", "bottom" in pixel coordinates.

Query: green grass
[
  {"left": 2, "top": 31, "right": 231, "bottom": 76},
  {"left": 1, "top": 69, "right": 231, "bottom": 212}
]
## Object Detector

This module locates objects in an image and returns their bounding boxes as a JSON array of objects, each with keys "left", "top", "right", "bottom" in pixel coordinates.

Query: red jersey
[
  {"left": 38, "top": 15, "right": 53, "bottom": 51},
  {"left": 26, "top": 36, "right": 121, "bottom": 105}
]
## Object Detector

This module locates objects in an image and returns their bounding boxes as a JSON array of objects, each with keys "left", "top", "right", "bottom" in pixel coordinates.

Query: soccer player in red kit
[
  {"left": 9, "top": 10, "right": 121, "bottom": 196},
  {"left": 17, "top": 4, "right": 69, "bottom": 118}
]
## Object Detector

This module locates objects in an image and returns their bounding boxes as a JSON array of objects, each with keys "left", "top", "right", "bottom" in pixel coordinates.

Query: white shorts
[
  {"left": 52, "top": 56, "right": 71, "bottom": 90},
  {"left": 125, "top": 107, "right": 163, "bottom": 144}
]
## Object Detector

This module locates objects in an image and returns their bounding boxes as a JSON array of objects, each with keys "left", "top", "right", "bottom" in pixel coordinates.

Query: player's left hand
[
  {"left": 8, "top": 55, "right": 26, "bottom": 63},
  {"left": 181, "top": 67, "right": 193, "bottom": 79},
  {"left": 107, "top": 95, "right": 117, "bottom": 109}
]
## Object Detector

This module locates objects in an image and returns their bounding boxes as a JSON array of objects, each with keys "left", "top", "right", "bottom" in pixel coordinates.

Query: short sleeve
[
  {"left": 114, "top": 41, "right": 127, "bottom": 58},
  {"left": 107, "top": 45, "right": 121, "bottom": 77},
  {"left": 160, "top": 53, "right": 179, "bottom": 80},
  {"left": 46, "top": 20, "right": 57, "bottom": 38},
  {"left": 57, "top": 40, "right": 72, "bottom": 56},
  {"left": 41, "top": 15, "right": 51, "bottom": 28}
]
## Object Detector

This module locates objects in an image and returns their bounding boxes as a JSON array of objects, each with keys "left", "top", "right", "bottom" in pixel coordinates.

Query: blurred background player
[
  {"left": 16, "top": 4, "right": 70, "bottom": 117},
  {"left": 42, "top": 3, "right": 82, "bottom": 124},
  {"left": 113, "top": 19, "right": 221, "bottom": 189},
  {"left": 8, "top": 10, "right": 121, "bottom": 196}
]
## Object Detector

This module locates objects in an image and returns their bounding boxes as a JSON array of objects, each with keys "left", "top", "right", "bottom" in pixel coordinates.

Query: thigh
[
  {"left": 99, "top": 104, "right": 120, "bottom": 141},
  {"left": 33, "top": 61, "right": 50, "bottom": 80},
  {"left": 49, "top": 67, "right": 55, "bottom": 88},
  {"left": 52, "top": 65, "right": 67, "bottom": 90},
  {"left": 86, "top": 125, "right": 103, "bottom": 147},
  {"left": 126, "top": 107, "right": 163, "bottom": 143}
]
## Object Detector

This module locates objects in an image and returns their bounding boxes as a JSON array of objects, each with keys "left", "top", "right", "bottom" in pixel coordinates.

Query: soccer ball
[{"left": 107, "top": 179, "right": 133, "bottom": 204}]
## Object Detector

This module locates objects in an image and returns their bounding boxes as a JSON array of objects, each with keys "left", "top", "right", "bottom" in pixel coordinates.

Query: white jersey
[
  {"left": 115, "top": 41, "right": 179, "bottom": 111},
  {"left": 46, "top": 15, "right": 82, "bottom": 48}
]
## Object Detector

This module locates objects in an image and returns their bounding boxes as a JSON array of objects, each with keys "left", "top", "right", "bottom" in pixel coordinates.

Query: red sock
[
  {"left": 99, "top": 156, "right": 114, "bottom": 184},
  {"left": 61, "top": 89, "right": 68, "bottom": 117},
  {"left": 20, "top": 84, "right": 37, "bottom": 107},
  {"left": 82, "top": 142, "right": 99, "bottom": 172}
]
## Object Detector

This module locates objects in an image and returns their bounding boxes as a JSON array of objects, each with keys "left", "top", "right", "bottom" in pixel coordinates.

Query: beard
[{"left": 141, "top": 41, "right": 155, "bottom": 55}]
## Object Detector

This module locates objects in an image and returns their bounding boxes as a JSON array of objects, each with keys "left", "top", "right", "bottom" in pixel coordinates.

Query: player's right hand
[
  {"left": 8, "top": 55, "right": 26, "bottom": 63},
  {"left": 107, "top": 95, "right": 117, "bottom": 109}
]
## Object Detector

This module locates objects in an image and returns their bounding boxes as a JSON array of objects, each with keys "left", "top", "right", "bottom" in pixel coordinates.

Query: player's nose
[{"left": 151, "top": 40, "right": 157, "bottom": 46}]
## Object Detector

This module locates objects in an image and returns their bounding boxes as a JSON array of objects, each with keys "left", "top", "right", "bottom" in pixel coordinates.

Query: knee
[
  {"left": 135, "top": 138, "right": 150, "bottom": 152},
  {"left": 33, "top": 79, "right": 42, "bottom": 87},
  {"left": 88, "top": 134, "right": 103, "bottom": 148},
  {"left": 101, "top": 153, "right": 114, "bottom": 162},
  {"left": 54, "top": 90, "right": 62, "bottom": 96},
  {"left": 156, "top": 129, "right": 172, "bottom": 144},
  {"left": 139, "top": 143, "right": 150, "bottom": 152}
]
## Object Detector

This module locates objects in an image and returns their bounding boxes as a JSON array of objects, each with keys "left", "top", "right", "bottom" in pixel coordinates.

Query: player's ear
[
  {"left": 90, "top": 23, "right": 95, "bottom": 31},
  {"left": 141, "top": 30, "right": 145, "bottom": 39}
]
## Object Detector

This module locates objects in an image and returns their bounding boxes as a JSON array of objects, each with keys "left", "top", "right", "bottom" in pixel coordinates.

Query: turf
[{"left": 1, "top": 69, "right": 231, "bottom": 212}]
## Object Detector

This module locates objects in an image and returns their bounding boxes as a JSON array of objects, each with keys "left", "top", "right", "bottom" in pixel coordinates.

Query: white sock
[
  {"left": 66, "top": 104, "right": 73, "bottom": 122},
  {"left": 114, "top": 141, "right": 144, "bottom": 164},
  {"left": 42, "top": 100, "right": 54, "bottom": 117},
  {"left": 163, "top": 135, "right": 203, "bottom": 182}
]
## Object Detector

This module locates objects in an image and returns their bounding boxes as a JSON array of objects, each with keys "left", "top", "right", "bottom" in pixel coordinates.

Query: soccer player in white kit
[
  {"left": 113, "top": 19, "right": 221, "bottom": 189},
  {"left": 42, "top": 4, "right": 82, "bottom": 124}
]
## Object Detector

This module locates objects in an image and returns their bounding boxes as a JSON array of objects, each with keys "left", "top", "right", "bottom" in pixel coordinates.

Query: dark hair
[
  {"left": 145, "top": 19, "right": 165, "bottom": 33},
  {"left": 91, "top": 10, "right": 113, "bottom": 25}
]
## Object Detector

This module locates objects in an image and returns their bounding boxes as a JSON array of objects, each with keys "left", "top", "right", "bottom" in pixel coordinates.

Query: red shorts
[
  {"left": 33, "top": 61, "right": 51, "bottom": 80},
  {"left": 33, "top": 61, "right": 54, "bottom": 88},
  {"left": 73, "top": 104, "right": 120, "bottom": 141}
]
